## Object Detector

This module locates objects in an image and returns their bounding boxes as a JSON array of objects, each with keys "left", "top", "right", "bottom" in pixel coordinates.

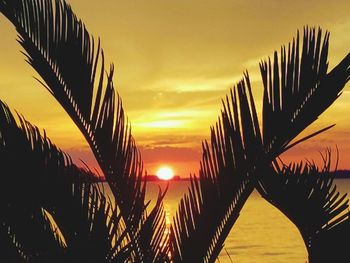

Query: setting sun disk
[{"left": 156, "top": 166, "right": 174, "bottom": 180}]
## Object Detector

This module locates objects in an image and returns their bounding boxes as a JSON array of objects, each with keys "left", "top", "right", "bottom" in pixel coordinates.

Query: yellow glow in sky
[
  {"left": 135, "top": 120, "right": 189, "bottom": 129},
  {"left": 1, "top": 0, "right": 350, "bottom": 175}
]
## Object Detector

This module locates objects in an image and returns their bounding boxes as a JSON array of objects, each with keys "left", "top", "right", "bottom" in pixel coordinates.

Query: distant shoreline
[
  {"left": 90, "top": 170, "right": 350, "bottom": 182},
  {"left": 334, "top": 170, "right": 350, "bottom": 179},
  {"left": 145, "top": 175, "right": 191, "bottom": 182},
  {"left": 90, "top": 175, "right": 191, "bottom": 182}
]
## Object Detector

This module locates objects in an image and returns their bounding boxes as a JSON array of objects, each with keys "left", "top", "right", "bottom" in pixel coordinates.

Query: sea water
[{"left": 143, "top": 179, "right": 350, "bottom": 263}]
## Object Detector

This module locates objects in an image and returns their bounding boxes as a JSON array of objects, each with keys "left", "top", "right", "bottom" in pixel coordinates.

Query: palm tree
[
  {"left": 169, "top": 27, "right": 350, "bottom": 262},
  {"left": 0, "top": 0, "right": 168, "bottom": 262},
  {"left": 0, "top": 101, "right": 130, "bottom": 262},
  {"left": 258, "top": 155, "right": 350, "bottom": 262},
  {"left": 170, "top": 75, "right": 263, "bottom": 262},
  {"left": 255, "top": 27, "right": 350, "bottom": 262},
  {"left": 2, "top": 0, "right": 350, "bottom": 262}
]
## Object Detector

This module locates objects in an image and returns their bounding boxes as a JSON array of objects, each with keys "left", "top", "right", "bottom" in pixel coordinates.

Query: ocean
[{"left": 143, "top": 179, "right": 350, "bottom": 263}]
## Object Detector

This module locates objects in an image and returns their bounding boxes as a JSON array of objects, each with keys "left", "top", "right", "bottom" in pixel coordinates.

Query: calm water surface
[{"left": 143, "top": 179, "right": 350, "bottom": 263}]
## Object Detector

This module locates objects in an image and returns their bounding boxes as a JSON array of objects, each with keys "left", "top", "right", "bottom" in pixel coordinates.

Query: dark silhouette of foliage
[
  {"left": 170, "top": 27, "right": 350, "bottom": 262},
  {"left": 1, "top": 0, "right": 350, "bottom": 262},
  {"left": 170, "top": 75, "right": 263, "bottom": 262},
  {"left": 255, "top": 27, "right": 350, "bottom": 262},
  {"left": 260, "top": 27, "right": 350, "bottom": 157},
  {"left": 259, "top": 156, "right": 350, "bottom": 263},
  {"left": 0, "top": 101, "right": 130, "bottom": 262},
  {"left": 0, "top": 0, "right": 168, "bottom": 261}
]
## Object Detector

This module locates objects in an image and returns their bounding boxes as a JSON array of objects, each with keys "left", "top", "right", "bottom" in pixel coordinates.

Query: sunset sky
[{"left": 1, "top": 0, "right": 350, "bottom": 176}]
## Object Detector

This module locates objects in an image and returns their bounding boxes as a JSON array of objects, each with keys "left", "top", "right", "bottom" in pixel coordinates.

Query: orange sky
[{"left": 1, "top": 0, "right": 350, "bottom": 176}]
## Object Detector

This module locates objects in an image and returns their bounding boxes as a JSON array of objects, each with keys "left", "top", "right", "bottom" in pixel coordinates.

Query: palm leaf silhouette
[
  {"left": 170, "top": 75, "right": 263, "bottom": 262},
  {"left": 256, "top": 27, "right": 350, "bottom": 262},
  {"left": 258, "top": 156, "right": 350, "bottom": 262},
  {"left": 0, "top": 101, "right": 66, "bottom": 262},
  {"left": 0, "top": 0, "right": 168, "bottom": 261},
  {"left": 0, "top": 225, "right": 27, "bottom": 263},
  {"left": 0, "top": 100, "right": 130, "bottom": 262},
  {"left": 260, "top": 27, "right": 350, "bottom": 156},
  {"left": 170, "top": 27, "right": 350, "bottom": 262},
  {"left": 2, "top": 0, "right": 350, "bottom": 260}
]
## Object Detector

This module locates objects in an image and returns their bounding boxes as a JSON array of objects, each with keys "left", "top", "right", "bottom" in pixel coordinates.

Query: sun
[{"left": 156, "top": 166, "right": 174, "bottom": 180}]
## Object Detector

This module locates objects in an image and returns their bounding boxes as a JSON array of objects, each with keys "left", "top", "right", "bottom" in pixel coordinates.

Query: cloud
[
  {"left": 140, "top": 146, "right": 201, "bottom": 163},
  {"left": 136, "top": 134, "right": 205, "bottom": 148}
]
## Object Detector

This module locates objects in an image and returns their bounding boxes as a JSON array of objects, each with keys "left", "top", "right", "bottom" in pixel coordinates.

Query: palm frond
[
  {"left": 257, "top": 26, "right": 350, "bottom": 262},
  {"left": 260, "top": 27, "right": 350, "bottom": 156},
  {"left": 0, "top": 223, "right": 28, "bottom": 263},
  {"left": 138, "top": 187, "right": 170, "bottom": 262},
  {"left": 0, "top": 101, "right": 65, "bottom": 262},
  {"left": 170, "top": 74, "right": 263, "bottom": 262},
  {"left": 258, "top": 156, "right": 350, "bottom": 262},
  {"left": 54, "top": 182, "right": 131, "bottom": 263},
  {"left": 170, "top": 26, "right": 350, "bottom": 262},
  {"left": 309, "top": 211, "right": 350, "bottom": 262},
  {"left": 0, "top": 0, "right": 143, "bottom": 225},
  {"left": 0, "top": 0, "right": 167, "bottom": 260},
  {"left": 0, "top": 100, "right": 130, "bottom": 262}
]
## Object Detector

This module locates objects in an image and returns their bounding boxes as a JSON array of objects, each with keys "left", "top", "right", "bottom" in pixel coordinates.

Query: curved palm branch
[
  {"left": 170, "top": 26, "right": 350, "bottom": 262},
  {"left": 0, "top": 0, "right": 143, "bottom": 226},
  {"left": 258, "top": 157, "right": 350, "bottom": 262},
  {"left": 0, "top": 101, "right": 66, "bottom": 262},
  {"left": 260, "top": 27, "right": 350, "bottom": 156},
  {"left": 0, "top": 225, "right": 27, "bottom": 263},
  {"left": 0, "top": 0, "right": 167, "bottom": 261},
  {"left": 0, "top": 100, "right": 130, "bottom": 262},
  {"left": 170, "top": 74, "right": 263, "bottom": 262},
  {"left": 256, "top": 26, "right": 350, "bottom": 262},
  {"left": 138, "top": 187, "right": 170, "bottom": 263},
  {"left": 0, "top": 209, "right": 62, "bottom": 263}
]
